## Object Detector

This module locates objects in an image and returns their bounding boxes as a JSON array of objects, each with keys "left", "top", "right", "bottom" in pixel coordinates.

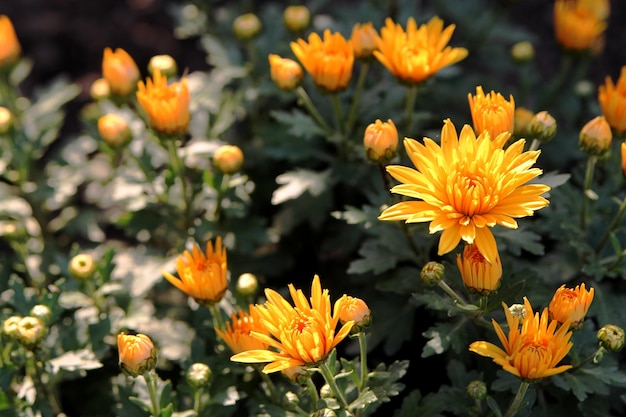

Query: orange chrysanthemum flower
[
  {"left": 117, "top": 332, "right": 157, "bottom": 377},
  {"left": 231, "top": 275, "right": 354, "bottom": 373},
  {"left": 548, "top": 283, "right": 594, "bottom": 330},
  {"left": 290, "top": 29, "right": 354, "bottom": 92},
  {"left": 378, "top": 119, "right": 550, "bottom": 263},
  {"left": 456, "top": 244, "right": 502, "bottom": 295},
  {"left": 136, "top": 69, "right": 190, "bottom": 136},
  {"left": 0, "top": 15, "right": 21, "bottom": 69},
  {"left": 373, "top": 16, "right": 468, "bottom": 85},
  {"left": 598, "top": 66, "right": 626, "bottom": 134},
  {"left": 162, "top": 237, "right": 228, "bottom": 306},
  {"left": 102, "top": 47, "right": 140, "bottom": 96},
  {"left": 468, "top": 86, "right": 515, "bottom": 140},
  {"left": 216, "top": 307, "right": 269, "bottom": 354},
  {"left": 470, "top": 298, "right": 573, "bottom": 380},
  {"left": 554, "top": 0, "right": 607, "bottom": 51}
]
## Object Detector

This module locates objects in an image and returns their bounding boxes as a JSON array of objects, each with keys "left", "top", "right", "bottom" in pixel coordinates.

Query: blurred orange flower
[
  {"left": 374, "top": 16, "right": 468, "bottom": 85},
  {"left": 291, "top": 29, "right": 354, "bottom": 92},
  {"left": 0, "top": 15, "right": 21, "bottom": 69},
  {"left": 456, "top": 244, "right": 502, "bottom": 294},
  {"left": 548, "top": 283, "right": 594, "bottom": 330},
  {"left": 598, "top": 66, "right": 626, "bottom": 134},
  {"left": 554, "top": 0, "right": 606, "bottom": 51},
  {"left": 622, "top": 142, "right": 626, "bottom": 176},
  {"left": 102, "top": 47, "right": 140, "bottom": 96},
  {"left": 351, "top": 22, "right": 380, "bottom": 59},
  {"left": 268, "top": 54, "right": 303, "bottom": 91},
  {"left": 468, "top": 86, "right": 515, "bottom": 140},
  {"left": 216, "top": 307, "right": 269, "bottom": 354}
]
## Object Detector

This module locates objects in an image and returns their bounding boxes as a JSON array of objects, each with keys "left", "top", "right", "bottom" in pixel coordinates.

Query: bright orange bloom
[
  {"left": 136, "top": 69, "right": 190, "bottom": 136},
  {"left": 268, "top": 54, "right": 303, "bottom": 91},
  {"left": 231, "top": 275, "right": 354, "bottom": 373},
  {"left": 548, "top": 283, "right": 594, "bottom": 330},
  {"left": 456, "top": 244, "right": 502, "bottom": 294},
  {"left": 468, "top": 86, "right": 515, "bottom": 140},
  {"left": 351, "top": 22, "right": 380, "bottom": 59},
  {"left": 290, "top": 29, "right": 354, "bottom": 92},
  {"left": 117, "top": 332, "right": 157, "bottom": 377},
  {"left": 162, "top": 237, "right": 228, "bottom": 306},
  {"left": 554, "top": 0, "right": 606, "bottom": 51},
  {"left": 0, "top": 15, "right": 21, "bottom": 69},
  {"left": 374, "top": 16, "right": 468, "bottom": 85},
  {"left": 216, "top": 307, "right": 269, "bottom": 354},
  {"left": 598, "top": 66, "right": 626, "bottom": 134},
  {"left": 470, "top": 298, "right": 573, "bottom": 380},
  {"left": 378, "top": 119, "right": 549, "bottom": 263},
  {"left": 102, "top": 47, "right": 140, "bottom": 96}
]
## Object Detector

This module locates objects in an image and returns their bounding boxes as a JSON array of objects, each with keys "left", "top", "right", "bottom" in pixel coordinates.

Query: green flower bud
[
  {"left": 68, "top": 253, "right": 97, "bottom": 281},
  {"left": 29, "top": 305, "right": 52, "bottom": 325},
  {"left": 510, "top": 41, "right": 534, "bottom": 63},
  {"left": 421, "top": 261, "right": 445, "bottom": 286},
  {"left": 283, "top": 5, "right": 310, "bottom": 33},
  {"left": 2, "top": 315, "right": 22, "bottom": 340},
  {"left": 528, "top": 111, "right": 557, "bottom": 143},
  {"left": 17, "top": 316, "right": 47, "bottom": 347},
  {"left": 597, "top": 324, "right": 625, "bottom": 352},
  {"left": 236, "top": 273, "right": 259, "bottom": 297},
  {"left": 148, "top": 55, "right": 178, "bottom": 79},
  {"left": 466, "top": 380, "right": 488, "bottom": 400},
  {"left": 508, "top": 304, "right": 526, "bottom": 323},
  {"left": 186, "top": 362, "right": 212, "bottom": 389},
  {"left": 232, "top": 13, "right": 262, "bottom": 41}
]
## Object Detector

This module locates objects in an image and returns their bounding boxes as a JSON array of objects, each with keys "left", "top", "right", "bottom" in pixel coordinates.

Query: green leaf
[
  {"left": 552, "top": 365, "right": 626, "bottom": 401},
  {"left": 48, "top": 349, "right": 103, "bottom": 374},
  {"left": 349, "top": 388, "right": 378, "bottom": 411},
  {"left": 495, "top": 226, "right": 544, "bottom": 256},
  {"left": 421, "top": 320, "right": 468, "bottom": 358},
  {"left": 271, "top": 109, "right": 326, "bottom": 139},
  {"left": 271, "top": 169, "right": 330, "bottom": 205},
  {"left": 486, "top": 397, "right": 503, "bottom": 417},
  {"left": 159, "top": 402, "right": 174, "bottom": 417}
]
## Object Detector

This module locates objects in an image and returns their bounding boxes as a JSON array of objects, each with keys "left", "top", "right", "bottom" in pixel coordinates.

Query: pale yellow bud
[
  {"left": 68, "top": 253, "right": 97, "bottom": 281},
  {"left": 233, "top": 13, "right": 262, "bottom": 41},
  {"left": 148, "top": 55, "right": 178, "bottom": 79},
  {"left": 98, "top": 113, "right": 132, "bottom": 148},
  {"left": 214, "top": 145, "right": 244, "bottom": 174},
  {"left": 283, "top": 6, "right": 310, "bottom": 33}
]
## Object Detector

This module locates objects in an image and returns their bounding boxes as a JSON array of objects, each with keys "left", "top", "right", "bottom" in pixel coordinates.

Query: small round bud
[
  {"left": 579, "top": 116, "right": 612, "bottom": 157},
  {"left": 508, "top": 304, "right": 526, "bottom": 322},
  {"left": 0, "top": 106, "right": 14, "bottom": 135},
  {"left": 597, "top": 324, "right": 625, "bottom": 352},
  {"left": 236, "top": 273, "right": 259, "bottom": 297},
  {"left": 17, "top": 316, "right": 47, "bottom": 347},
  {"left": 283, "top": 5, "right": 310, "bottom": 33},
  {"left": 98, "top": 113, "right": 132, "bottom": 148},
  {"left": 68, "top": 253, "right": 97, "bottom": 281},
  {"left": 90, "top": 78, "right": 111, "bottom": 101},
  {"left": 337, "top": 295, "right": 371, "bottom": 334},
  {"left": 421, "top": 261, "right": 445, "bottom": 286},
  {"left": 186, "top": 362, "right": 212, "bottom": 389},
  {"left": 513, "top": 107, "right": 534, "bottom": 137},
  {"left": 214, "top": 144, "right": 244, "bottom": 174},
  {"left": 363, "top": 119, "right": 398, "bottom": 164},
  {"left": 574, "top": 80, "right": 594, "bottom": 98},
  {"left": 117, "top": 332, "right": 157, "bottom": 377},
  {"left": 29, "top": 305, "right": 52, "bottom": 325},
  {"left": 148, "top": 55, "right": 178, "bottom": 79},
  {"left": 233, "top": 13, "right": 262, "bottom": 41},
  {"left": 466, "top": 380, "right": 488, "bottom": 401},
  {"left": 2, "top": 315, "right": 22, "bottom": 340},
  {"left": 510, "top": 41, "right": 534, "bottom": 63},
  {"left": 320, "top": 383, "right": 333, "bottom": 398},
  {"left": 268, "top": 54, "right": 303, "bottom": 91},
  {"left": 283, "top": 391, "right": 300, "bottom": 411},
  {"left": 528, "top": 111, "right": 557, "bottom": 143}
]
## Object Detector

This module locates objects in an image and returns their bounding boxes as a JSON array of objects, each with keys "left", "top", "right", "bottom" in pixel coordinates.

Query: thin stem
[
  {"left": 539, "top": 53, "right": 573, "bottom": 109},
  {"left": 595, "top": 196, "right": 626, "bottom": 255},
  {"left": 437, "top": 280, "right": 467, "bottom": 306},
  {"left": 212, "top": 173, "right": 229, "bottom": 223},
  {"left": 193, "top": 388, "right": 203, "bottom": 414},
  {"left": 260, "top": 370, "right": 280, "bottom": 404},
  {"left": 569, "top": 346, "right": 606, "bottom": 372},
  {"left": 330, "top": 93, "right": 345, "bottom": 135},
  {"left": 143, "top": 371, "right": 161, "bottom": 416},
  {"left": 580, "top": 156, "right": 597, "bottom": 232},
  {"left": 503, "top": 381, "right": 530, "bottom": 417},
  {"left": 318, "top": 361, "right": 349, "bottom": 410},
  {"left": 295, "top": 86, "right": 333, "bottom": 134},
  {"left": 404, "top": 84, "right": 419, "bottom": 134},
  {"left": 27, "top": 351, "right": 62, "bottom": 415},
  {"left": 306, "top": 375, "right": 320, "bottom": 406},
  {"left": 208, "top": 303, "right": 226, "bottom": 332},
  {"left": 528, "top": 138, "right": 541, "bottom": 152},
  {"left": 166, "top": 139, "right": 191, "bottom": 238},
  {"left": 358, "top": 332, "right": 368, "bottom": 391},
  {"left": 345, "top": 62, "right": 370, "bottom": 137}
]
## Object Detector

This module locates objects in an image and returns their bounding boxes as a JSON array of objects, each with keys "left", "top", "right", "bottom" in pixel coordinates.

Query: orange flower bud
[
  {"left": 98, "top": 113, "right": 132, "bottom": 148},
  {"left": 117, "top": 332, "right": 157, "bottom": 377},
  {"left": 363, "top": 119, "right": 398, "bottom": 163},
  {"left": 102, "top": 47, "right": 140, "bottom": 96},
  {"left": 214, "top": 145, "right": 244, "bottom": 174},
  {"left": 351, "top": 22, "right": 380, "bottom": 60},
  {"left": 528, "top": 110, "right": 557, "bottom": 143},
  {"left": 336, "top": 295, "right": 371, "bottom": 333},
  {"left": 283, "top": 6, "right": 310, "bottom": 33},
  {"left": 513, "top": 107, "right": 534, "bottom": 137},
  {"left": 0, "top": 15, "right": 21, "bottom": 69},
  {"left": 456, "top": 244, "right": 502, "bottom": 295},
  {"left": 598, "top": 66, "right": 626, "bottom": 134},
  {"left": 579, "top": 115, "right": 612, "bottom": 157},
  {"left": 548, "top": 283, "right": 594, "bottom": 331},
  {"left": 90, "top": 78, "right": 111, "bottom": 101},
  {"left": 233, "top": 13, "right": 262, "bottom": 41},
  {"left": 268, "top": 54, "right": 303, "bottom": 91},
  {"left": 468, "top": 86, "right": 515, "bottom": 140}
]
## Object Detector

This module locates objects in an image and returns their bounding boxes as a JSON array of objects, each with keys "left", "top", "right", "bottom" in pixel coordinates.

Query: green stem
[
  {"left": 528, "top": 138, "right": 541, "bottom": 152},
  {"left": 143, "top": 371, "right": 161, "bottom": 416},
  {"left": 27, "top": 351, "right": 62, "bottom": 415},
  {"left": 404, "top": 84, "right": 419, "bottom": 134},
  {"left": 358, "top": 332, "right": 368, "bottom": 391},
  {"left": 306, "top": 375, "right": 320, "bottom": 406},
  {"left": 165, "top": 139, "right": 191, "bottom": 240},
  {"left": 208, "top": 303, "right": 226, "bottom": 332},
  {"left": 503, "top": 381, "right": 530, "bottom": 417},
  {"left": 318, "top": 361, "right": 349, "bottom": 410},
  {"left": 580, "top": 156, "right": 597, "bottom": 232},
  {"left": 212, "top": 173, "right": 229, "bottom": 224},
  {"left": 345, "top": 62, "right": 370, "bottom": 137},
  {"left": 295, "top": 86, "right": 333, "bottom": 135},
  {"left": 569, "top": 346, "right": 606, "bottom": 372},
  {"left": 438, "top": 280, "right": 467, "bottom": 306},
  {"left": 330, "top": 93, "right": 345, "bottom": 136},
  {"left": 595, "top": 196, "right": 626, "bottom": 255},
  {"left": 259, "top": 370, "right": 280, "bottom": 404},
  {"left": 539, "top": 53, "right": 573, "bottom": 109},
  {"left": 193, "top": 388, "right": 203, "bottom": 414}
]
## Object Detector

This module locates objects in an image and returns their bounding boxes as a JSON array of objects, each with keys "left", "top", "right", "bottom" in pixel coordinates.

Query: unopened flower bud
[
  {"left": 233, "top": 13, "right": 262, "bottom": 41},
  {"left": 363, "top": 119, "right": 398, "bottom": 164},
  {"left": 186, "top": 362, "right": 212, "bottom": 389},
  {"left": 508, "top": 304, "right": 526, "bottom": 322},
  {"left": 90, "top": 78, "right": 110, "bottom": 101},
  {"left": 579, "top": 116, "right": 612, "bottom": 157},
  {"left": 528, "top": 111, "right": 557, "bottom": 143},
  {"left": 513, "top": 107, "right": 534, "bottom": 137},
  {"left": 597, "top": 324, "right": 625, "bottom": 352},
  {"left": 236, "top": 273, "right": 259, "bottom": 297},
  {"left": 337, "top": 295, "right": 371, "bottom": 334},
  {"left": 214, "top": 144, "right": 244, "bottom": 174},
  {"left": 0, "top": 106, "right": 14, "bottom": 135},
  {"left": 320, "top": 383, "right": 333, "bottom": 398},
  {"left": 283, "top": 5, "right": 310, "bottom": 33},
  {"left": 148, "top": 55, "right": 178, "bottom": 79},
  {"left": 574, "top": 80, "right": 594, "bottom": 98},
  {"left": 102, "top": 47, "right": 140, "bottom": 96},
  {"left": 117, "top": 332, "right": 157, "bottom": 377},
  {"left": 421, "top": 261, "right": 445, "bottom": 286},
  {"left": 621, "top": 141, "right": 626, "bottom": 177},
  {"left": 0, "top": 16, "right": 22, "bottom": 70},
  {"left": 68, "top": 253, "right": 97, "bottom": 281},
  {"left": 2, "top": 315, "right": 22, "bottom": 340},
  {"left": 98, "top": 113, "right": 132, "bottom": 148},
  {"left": 29, "top": 305, "right": 52, "bottom": 325},
  {"left": 466, "top": 380, "right": 487, "bottom": 401},
  {"left": 351, "top": 22, "right": 380, "bottom": 60},
  {"left": 510, "top": 41, "right": 534, "bottom": 63},
  {"left": 283, "top": 391, "right": 300, "bottom": 411},
  {"left": 268, "top": 54, "right": 303, "bottom": 91},
  {"left": 17, "top": 316, "right": 47, "bottom": 347}
]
